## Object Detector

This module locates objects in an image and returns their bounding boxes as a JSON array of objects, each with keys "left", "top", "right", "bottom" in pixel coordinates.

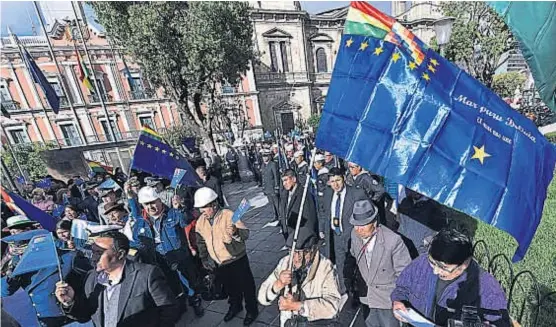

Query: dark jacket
[
  {"left": 1, "top": 251, "right": 91, "bottom": 327},
  {"left": 261, "top": 160, "right": 280, "bottom": 196},
  {"left": 203, "top": 176, "right": 224, "bottom": 207},
  {"left": 391, "top": 255, "right": 510, "bottom": 327},
  {"left": 346, "top": 172, "right": 385, "bottom": 203},
  {"left": 77, "top": 195, "right": 100, "bottom": 223},
  {"left": 66, "top": 260, "right": 178, "bottom": 327},
  {"left": 398, "top": 197, "right": 446, "bottom": 256},
  {"left": 279, "top": 184, "right": 318, "bottom": 233}
]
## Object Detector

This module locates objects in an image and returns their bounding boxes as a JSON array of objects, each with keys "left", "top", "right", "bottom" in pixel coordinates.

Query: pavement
[{"left": 2, "top": 181, "right": 365, "bottom": 327}]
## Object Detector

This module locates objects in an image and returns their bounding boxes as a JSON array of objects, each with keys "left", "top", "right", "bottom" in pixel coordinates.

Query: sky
[{"left": 0, "top": 1, "right": 392, "bottom": 37}]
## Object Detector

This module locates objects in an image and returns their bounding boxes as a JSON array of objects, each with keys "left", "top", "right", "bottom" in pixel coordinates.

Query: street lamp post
[{"left": 433, "top": 16, "right": 456, "bottom": 57}]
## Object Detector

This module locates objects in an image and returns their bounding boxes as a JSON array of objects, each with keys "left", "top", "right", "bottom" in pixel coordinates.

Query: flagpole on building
[
  {"left": 71, "top": 1, "right": 126, "bottom": 170},
  {"left": 33, "top": 1, "right": 88, "bottom": 146},
  {"left": 8, "top": 29, "right": 61, "bottom": 149}
]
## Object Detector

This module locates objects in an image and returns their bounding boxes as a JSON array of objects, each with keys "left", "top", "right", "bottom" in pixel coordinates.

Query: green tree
[
  {"left": 2, "top": 143, "right": 53, "bottom": 181},
  {"left": 308, "top": 114, "right": 321, "bottom": 130},
  {"left": 90, "top": 2, "right": 254, "bottom": 148},
  {"left": 491, "top": 72, "right": 527, "bottom": 98},
  {"left": 435, "top": 2, "right": 514, "bottom": 88}
]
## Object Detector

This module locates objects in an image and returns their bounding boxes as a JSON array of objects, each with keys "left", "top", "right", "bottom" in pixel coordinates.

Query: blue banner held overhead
[{"left": 316, "top": 2, "right": 556, "bottom": 262}]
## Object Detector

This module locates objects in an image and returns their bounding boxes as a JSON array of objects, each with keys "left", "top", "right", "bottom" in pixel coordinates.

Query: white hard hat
[
  {"left": 194, "top": 187, "right": 218, "bottom": 208},
  {"left": 294, "top": 151, "right": 304, "bottom": 158},
  {"left": 315, "top": 154, "right": 325, "bottom": 161},
  {"left": 285, "top": 144, "right": 294, "bottom": 151},
  {"left": 138, "top": 186, "right": 160, "bottom": 204}
]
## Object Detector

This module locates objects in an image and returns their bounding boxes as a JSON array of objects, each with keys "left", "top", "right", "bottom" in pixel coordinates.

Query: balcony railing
[
  {"left": 59, "top": 96, "right": 69, "bottom": 107},
  {"left": 129, "top": 89, "right": 154, "bottom": 101},
  {"left": 310, "top": 72, "right": 332, "bottom": 82},
  {"left": 88, "top": 93, "right": 113, "bottom": 104},
  {"left": 85, "top": 130, "right": 141, "bottom": 144},
  {"left": 1, "top": 100, "right": 21, "bottom": 112},
  {"left": 255, "top": 71, "right": 309, "bottom": 84}
]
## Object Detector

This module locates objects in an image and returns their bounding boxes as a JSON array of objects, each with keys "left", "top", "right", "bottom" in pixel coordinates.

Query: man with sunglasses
[
  {"left": 258, "top": 226, "right": 344, "bottom": 326},
  {"left": 55, "top": 231, "right": 178, "bottom": 327},
  {"left": 391, "top": 229, "right": 511, "bottom": 327}
]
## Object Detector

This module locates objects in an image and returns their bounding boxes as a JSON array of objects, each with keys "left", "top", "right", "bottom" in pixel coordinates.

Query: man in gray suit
[
  {"left": 261, "top": 149, "right": 281, "bottom": 223},
  {"left": 346, "top": 200, "right": 411, "bottom": 327},
  {"left": 55, "top": 231, "right": 179, "bottom": 327},
  {"left": 319, "top": 167, "right": 367, "bottom": 293}
]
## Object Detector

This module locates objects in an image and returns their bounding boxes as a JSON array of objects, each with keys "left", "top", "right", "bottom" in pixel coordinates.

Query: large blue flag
[
  {"left": 130, "top": 127, "right": 201, "bottom": 187},
  {"left": 5, "top": 190, "right": 57, "bottom": 232},
  {"left": 316, "top": 2, "right": 556, "bottom": 261},
  {"left": 15, "top": 33, "right": 60, "bottom": 114},
  {"left": 12, "top": 233, "right": 59, "bottom": 277}
]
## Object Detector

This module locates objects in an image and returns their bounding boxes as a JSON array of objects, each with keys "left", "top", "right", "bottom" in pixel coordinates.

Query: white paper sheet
[{"left": 395, "top": 308, "right": 436, "bottom": 327}]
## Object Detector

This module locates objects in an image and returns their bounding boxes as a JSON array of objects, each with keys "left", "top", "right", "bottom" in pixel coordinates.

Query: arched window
[{"left": 316, "top": 48, "right": 328, "bottom": 73}]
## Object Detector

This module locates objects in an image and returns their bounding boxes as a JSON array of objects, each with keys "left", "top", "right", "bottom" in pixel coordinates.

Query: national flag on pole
[
  {"left": 316, "top": 2, "right": 556, "bottom": 261},
  {"left": 488, "top": 2, "right": 556, "bottom": 113},
  {"left": 12, "top": 233, "right": 59, "bottom": 277},
  {"left": 232, "top": 198, "right": 251, "bottom": 224},
  {"left": 131, "top": 127, "right": 201, "bottom": 187},
  {"left": 13, "top": 32, "right": 60, "bottom": 114},
  {"left": 1, "top": 187, "right": 57, "bottom": 231},
  {"left": 87, "top": 159, "right": 113, "bottom": 175},
  {"left": 73, "top": 42, "right": 95, "bottom": 94}
]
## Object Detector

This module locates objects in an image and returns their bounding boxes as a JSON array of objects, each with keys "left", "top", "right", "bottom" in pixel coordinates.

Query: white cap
[
  {"left": 272, "top": 144, "right": 278, "bottom": 149},
  {"left": 285, "top": 144, "right": 294, "bottom": 151},
  {"left": 294, "top": 151, "right": 304, "bottom": 158},
  {"left": 194, "top": 187, "right": 218, "bottom": 208},
  {"left": 138, "top": 186, "right": 160, "bottom": 204},
  {"left": 6, "top": 215, "right": 34, "bottom": 228},
  {"left": 315, "top": 154, "right": 325, "bottom": 161}
]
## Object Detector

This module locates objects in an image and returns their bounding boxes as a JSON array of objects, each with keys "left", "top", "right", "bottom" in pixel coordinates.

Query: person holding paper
[
  {"left": 194, "top": 187, "right": 259, "bottom": 325},
  {"left": 391, "top": 229, "right": 511, "bottom": 327}
]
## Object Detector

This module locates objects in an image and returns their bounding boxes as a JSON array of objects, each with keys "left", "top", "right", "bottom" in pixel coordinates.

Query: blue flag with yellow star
[
  {"left": 131, "top": 128, "right": 201, "bottom": 187},
  {"left": 316, "top": 2, "right": 556, "bottom": 262}
]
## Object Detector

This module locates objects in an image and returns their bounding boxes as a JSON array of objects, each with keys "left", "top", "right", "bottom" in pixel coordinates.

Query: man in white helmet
[
  {"left": 194, "top": 187, "right": 259, "bottom": 325},
  {"left": 137, "top": 186, "right": 205, "bottom": 317}
]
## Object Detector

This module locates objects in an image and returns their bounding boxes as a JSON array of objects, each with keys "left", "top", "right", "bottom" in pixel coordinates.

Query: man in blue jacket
[{"left": 137, "top": 186, "right": 205, "bottom": 317}]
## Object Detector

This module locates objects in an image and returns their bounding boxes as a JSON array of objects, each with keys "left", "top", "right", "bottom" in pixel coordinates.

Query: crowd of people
[{"left": 0, "top": 133, "right": 512, "bottom": 327}]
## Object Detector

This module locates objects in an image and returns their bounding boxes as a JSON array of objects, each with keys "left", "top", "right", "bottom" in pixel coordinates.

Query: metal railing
[
  {"left": 128, "top": 88, "right": 154, "bottom": 100},
  {"left": 472, "top": 240, "right": 554, "bottom": 327},
  {"left": 1, "top": 100, "right": 21, "bottom": 112},
  {"left": 310, "top": 72, "right": 332, "bottom": 82},
  {"left": 88, "top": 93, "right": 113, "bottom": 104},
  {"left": 255, "top": 71, "right": 309, "bottom": 84}
]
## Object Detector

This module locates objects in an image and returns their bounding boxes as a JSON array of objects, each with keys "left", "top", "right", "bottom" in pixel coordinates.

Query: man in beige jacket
[
  {"left": 258, "top": 227, "right": 346, "bottom": 326},
  {"left": 194, "top": 187, "right": 258, "bottom": 326}
]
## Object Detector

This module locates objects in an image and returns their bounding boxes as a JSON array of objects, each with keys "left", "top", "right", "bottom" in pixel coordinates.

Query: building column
[
  {"left": 156, "top": 103, "right": 167, "bottom": 129},
  {"left": 105, "top": 64, "right": 120, "bottom": 101},
  {"left": 30, "top": 117, "right": 45, "bottom": 143},
  {"left": 65, "top": 64, "right": 83, "bottom": 104},
  {"left": 9, "top": 63, "right": 30, "bottom": 108}
]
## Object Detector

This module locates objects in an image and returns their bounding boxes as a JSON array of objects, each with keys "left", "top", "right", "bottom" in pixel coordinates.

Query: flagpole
[
  {"left": 9, "top": 29, "right": 61, "bottom": 149},
  {"left": 71, "top": 1, "right": 126, "bottom": 170},
  {"left": 50, "top": 233, "right": 64, "bottom": 282},
  {"left": 33, "top": 1, "right": 88, "bottom": 146},
  {"left": 286, "top": 148, "right": 317, "bottom": 293}
]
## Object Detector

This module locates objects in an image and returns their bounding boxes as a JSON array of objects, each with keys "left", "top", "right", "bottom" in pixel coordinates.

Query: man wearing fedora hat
[
  {"left": 97, "top": 188, "right": 119, "bottom": 225},
  {"left": 258, "top": 226, "right": 344, "bottom": 326},
  {"left": 345, "top": 199, "right": 411, "bottom": 327}
]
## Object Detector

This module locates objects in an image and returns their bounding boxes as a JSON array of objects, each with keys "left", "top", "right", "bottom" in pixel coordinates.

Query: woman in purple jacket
[{"left": 391, "top": 229, "right": 511, "bottom": 327}]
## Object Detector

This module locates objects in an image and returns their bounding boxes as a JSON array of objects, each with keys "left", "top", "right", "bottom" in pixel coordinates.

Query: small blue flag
[
  {"left": 8, "top": 191, "right": 57, "bottom": 231},
  {"left": 316, "top": 3, "right": 556, "bottom": 261},
  {"left": 2, "top": 229, "right": 49, "bottom": 244},
  {"left": 232, "top": 198, "right": 251, "bottom": 224},
  {"left": 15, "top": 176, "right": 26, "bottom": 185},
  {"left": 170, "top": 168, "right": 187, "bottom": 189},
  {"left": 131, "top": 128, "right": 201, "bottom": 187},
  {"left": 98, "top": 178, "right": 120, "bottom": 191},
  {"left": 12, "top": 233, "right": 59, "bottom": 277},
  {"left": 35, "top": 178, "right": 52, "bottom": 189}
]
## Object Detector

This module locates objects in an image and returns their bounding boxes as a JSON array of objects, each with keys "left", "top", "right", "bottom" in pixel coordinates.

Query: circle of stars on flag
[{"left": 138, "top": 140, "right": 181, "bottom": 160}]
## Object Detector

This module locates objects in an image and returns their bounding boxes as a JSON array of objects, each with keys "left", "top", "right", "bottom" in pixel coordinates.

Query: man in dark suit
[
  {"left": 55, "top": 231, "right": 179, "bottom": 327},
  {"left": 261, "top": 149, "right": 280, "bottom": 223},
  {"left": 196, "top": 164, "right": 224, "bottom": 206},
  {"left": 279, "top": 169, "right": 318, "bottom": 240},
  {"left": 320, "top": 167, "right": 367, "bottom": 293}
]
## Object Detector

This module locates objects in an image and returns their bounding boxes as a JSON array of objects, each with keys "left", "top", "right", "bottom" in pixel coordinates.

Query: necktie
[{"left": 334, "top": 192, "right": 341, "bottom": 235}]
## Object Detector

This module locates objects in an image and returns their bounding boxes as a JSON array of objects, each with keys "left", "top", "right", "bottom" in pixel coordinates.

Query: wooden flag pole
[{"left": 285, "top": 148, "right": 317, "bottom": 294}]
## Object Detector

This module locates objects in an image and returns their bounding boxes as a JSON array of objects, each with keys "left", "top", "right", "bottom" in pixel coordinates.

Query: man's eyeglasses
[{"left": 427, "top": 256, "right": 461, "bottom": 274}]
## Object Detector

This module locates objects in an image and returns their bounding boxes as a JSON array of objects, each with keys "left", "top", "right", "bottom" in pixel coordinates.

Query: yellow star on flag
[
  {"left": 346, "top": 38, "right": 354, "bottom": 47},
  {"left": 422, "top": 72, "right": 431, "bottom": 82},
  {"left": 359, "top": 41, "right": 369, "bottom": 51},
  {"left": 471, "top": 145, "right": 491, "bottom": 164},
  {"left": 373, "top": 46, "right": 383, "bottom": 56},
  {"left": 391, "top": 52, "right": 401, "bottom": 63},
  {"left": 430, "top": 58, "right": 439, "bottom": 66},
  {"left": 427, "top": 64, "right": 436, "bottom": 73},
  {"left": 408, "top": 61, "right": 417, "bottom": 70}
]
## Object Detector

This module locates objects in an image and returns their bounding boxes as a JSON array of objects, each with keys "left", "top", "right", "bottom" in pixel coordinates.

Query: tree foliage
[
  {"left": 2, "top": 143, "right": 53, "bottom": 181},
  {"left": 436, "top": 2, "right": 514, "bottom": 88},
  {"left": 307, "top": 114, "right": 321, "bottom": 130},
  {"left": 90, "top": 2, "right": 254, "bottom": 147},
  {"left": 491, "top": 72, "right": 527, "bottom": 98}
]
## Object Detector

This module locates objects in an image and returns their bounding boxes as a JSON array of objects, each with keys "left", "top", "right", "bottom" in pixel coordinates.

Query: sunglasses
[{"left": 427, "top": 256, "right": 461, "bottom": 274}]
